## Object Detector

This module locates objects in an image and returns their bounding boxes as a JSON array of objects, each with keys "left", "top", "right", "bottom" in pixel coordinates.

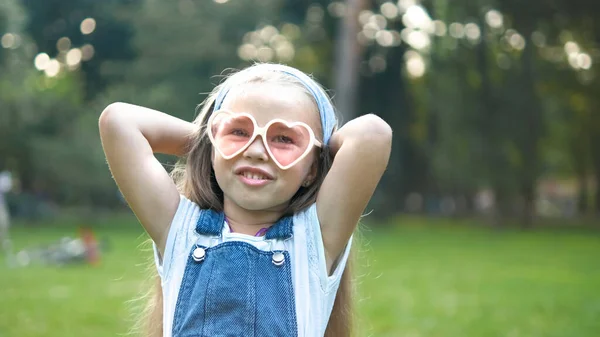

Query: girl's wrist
[
  {"left": 164, "top": 122, "right": 197, "bottom": 157},
  {"left": 179, "top": 123, "right": 198, "bottom": 156}
]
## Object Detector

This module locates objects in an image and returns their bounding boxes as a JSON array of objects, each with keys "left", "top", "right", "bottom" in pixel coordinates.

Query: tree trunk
[
  {"left": 577, "top": 171, "right": 589, "bottom": 215},
  {"left": 572, "top": 139, "right": 589, "bottom": 215},
  {"left": 476, "top": 13, "right": 506, "bottom": 225},
  {"left": 516, "top": 21, "right": 542, "bottom": 229},
  {"left": 594, "top": 169, "right": 600, "bottom": 216},
  {"left": 591, "top": 132, "right": 600, "bottom": 215},
  {"left": 333, "top": 0, "right": 367, "bottom": 121}
]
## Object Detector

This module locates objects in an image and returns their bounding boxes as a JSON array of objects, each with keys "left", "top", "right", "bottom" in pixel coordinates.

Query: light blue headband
[{"left": 213, "top": 64, "right": 337, "bottom": 146}]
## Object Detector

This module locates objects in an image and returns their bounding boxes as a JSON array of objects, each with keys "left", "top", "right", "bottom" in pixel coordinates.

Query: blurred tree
[
  {"left": 333, "top": 0, "right": 368, "bottom": 120},
  {"left": 20, "top": 0, "right": 136, "bottom": 99},
  {"left": 0, "top": 0, "right": 115, "bottom": 208},
  {"left": 4, "top": 0, "right": 599, "bottom": 218},
  {"left": 96, "top": 0, "right": 282, "bottom": 119},
  {"left": 527, "top": 0, "right": 600, "bottom": 215},
  {"left": 562, "top": 0, "right": 600, "bottom": 214}
]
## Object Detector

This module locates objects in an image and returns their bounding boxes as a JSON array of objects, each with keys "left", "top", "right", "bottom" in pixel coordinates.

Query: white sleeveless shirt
[{"left": 153, "top": 195, "right": 352, "bottom": 337}]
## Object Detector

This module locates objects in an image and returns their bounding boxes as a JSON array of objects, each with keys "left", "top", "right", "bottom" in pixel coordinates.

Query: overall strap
[
  {"left": 265, "top": 216, "right": 293, "bottom": 240},
  {"left": 195, "top": 209, "right": 293, "bottom": 240},
  {"left": 195, "top": 209, "right": 224, "bottom": 236}
]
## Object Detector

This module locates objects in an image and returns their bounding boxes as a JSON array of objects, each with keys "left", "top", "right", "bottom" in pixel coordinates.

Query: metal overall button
[
  {"left": 192, "top": 247, "right": 206, "bottom": 262},
  {"left": 272, "top": 252, "right": 285, "bottom": 266}
]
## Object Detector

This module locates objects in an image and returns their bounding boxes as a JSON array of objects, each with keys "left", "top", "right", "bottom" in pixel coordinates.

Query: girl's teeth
[{"left": 243, "top": 172, "right": 266, "bottom": 180}]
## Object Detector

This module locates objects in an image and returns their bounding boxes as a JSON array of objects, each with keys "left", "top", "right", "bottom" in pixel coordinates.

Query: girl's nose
[{"left": 243, "top": 137, "right": 269, "bottom": 162}]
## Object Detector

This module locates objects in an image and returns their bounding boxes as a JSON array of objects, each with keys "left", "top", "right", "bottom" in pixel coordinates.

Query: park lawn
[{"left": 1, "top": 213, "right": 599, "bottom": 337}]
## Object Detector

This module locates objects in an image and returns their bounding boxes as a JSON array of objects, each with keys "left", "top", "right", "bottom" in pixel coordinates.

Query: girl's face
[{"left": 212, "top": 83, "right": 322, "bottom": 213}]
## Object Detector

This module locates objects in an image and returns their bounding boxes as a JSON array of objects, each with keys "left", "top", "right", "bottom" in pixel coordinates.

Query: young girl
[{"left": 99, "top": 63, "right": 391, "bottom": 337}]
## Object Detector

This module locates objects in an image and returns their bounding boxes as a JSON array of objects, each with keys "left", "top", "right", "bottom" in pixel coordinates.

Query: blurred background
[{"left": 0, "top": 0, "right": 599, "bottom": 336}]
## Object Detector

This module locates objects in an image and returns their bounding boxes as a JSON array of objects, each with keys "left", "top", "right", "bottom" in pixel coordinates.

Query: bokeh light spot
[
  {"left": 1, "top": 33, "right": 17, "bottom": 49},
  {"left": 256, "top": 46, "right": 274, "bottom": 62},
  {"left": 531, "top": 31, "right": 546, "bottom": 47},
  {"left": 34, "top": 53, "right": 50, "bottom": 70},
  {"left": 406, "top": 30, "right": 430, "bottom": 50},
  {"left": 81, "top": 44, "right": 95, "bottom": 61},
  {"left": 57, "top": 37, "right": 71, "bottom": 52},
  {"left": 359, "top": 10, "right": 374, "bottom": 26},
  {"left": 398, "top": 0, "right": 417, "bottom": 13},
  {"left": 402, "top": 5, "right": 433, "bottom": 33},
  {"left": 577, "top": 53, "right": 592, "bottom": 70},
  {"left": 275, "top": 42, "right": 295, "bottom": 62},
  {"left": 281, "top": 24, "right": 301, "bottom": 40},
  {"left": 405, "top": 50, "right": 425, "bottom": 78},
  {"left": 449, "top": 23, "right": 465, "bottom": 38},
  {"left": 509, "top": 33, "right": 526, "bottom": 50},
  {"left": 369, "top": 55, "right": 387, "bottom": 73},
  {"left": 307, "top": 4, "right": 325, "bottom": 23},
  {"left": 260, "top": 26, "right": 278, "bottom": 42},
  {"left": 66, "top": 48, "right": 83, "bottom": 66},
  {"left": 380, "top": 2, "right": 398, "bottom": 19},
  {"left": 80, "top": 18, "right": 96, "bottom": 35},
  {"left": 362, "top": 22, "right": 380, "bottom": 40},
  {"left": 375, "top": 30, "right": 394, "bottom": 47},
  {"left": 370, "top": 14, "right": 388, "bottom": 30},
  {"left": 327, "top": 2, "right": 346, "bottom": 17},
  {"left": 238, "top": 43, "right": 257, "bottom": 61},
  {"left": 44, "top": 59, "right": 61, "bottom": 77},
  {"left": 564, "top": 41, "right": 579, "bottom": 55},
  {"left": 433, "top": 20, "right": 447, "bottom": 37},
  {"left": 465, "top": 23, "right": 481, "bottom": 41},
  {"left": 485, "top": 10, "right": 503, "bottom": 29},
  {"left": 568, "top": 53, "right": 579, "bottom": 69}
]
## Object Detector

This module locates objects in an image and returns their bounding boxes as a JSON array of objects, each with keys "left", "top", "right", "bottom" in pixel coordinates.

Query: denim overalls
[{"left": 171, "top": 209, "right": 298, "bottom": 337}]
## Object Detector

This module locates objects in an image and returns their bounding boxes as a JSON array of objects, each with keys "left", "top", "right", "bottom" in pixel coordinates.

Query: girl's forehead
[{"left": 221, "top": 84, "right": 321, "bottom": 131}]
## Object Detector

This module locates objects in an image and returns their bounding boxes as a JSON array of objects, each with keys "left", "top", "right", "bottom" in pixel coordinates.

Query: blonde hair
[{"left": 138, "top": 63, "right": 354, "bottom": 337}]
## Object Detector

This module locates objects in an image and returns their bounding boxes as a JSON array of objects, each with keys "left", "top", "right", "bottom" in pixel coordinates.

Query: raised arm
[
  {"left": 317, "top": 114, "right": 392, "bottom": 272},
  {"left": 98, "top": 103, "right": 196, "bottom": 254}
]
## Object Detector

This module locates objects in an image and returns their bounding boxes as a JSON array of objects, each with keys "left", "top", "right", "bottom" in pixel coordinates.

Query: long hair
[{"left": 138, "top": 63, "right": 354, "bottom": 336}]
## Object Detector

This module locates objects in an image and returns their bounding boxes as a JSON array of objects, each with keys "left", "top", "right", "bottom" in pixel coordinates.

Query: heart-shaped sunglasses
[{"left": 207, "top": 109, "right": 322, "bottom": 170}]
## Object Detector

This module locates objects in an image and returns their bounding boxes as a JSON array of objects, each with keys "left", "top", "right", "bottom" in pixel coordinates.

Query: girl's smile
[{"left": 235, "top": 165, "right": 274, "bottom": 187}]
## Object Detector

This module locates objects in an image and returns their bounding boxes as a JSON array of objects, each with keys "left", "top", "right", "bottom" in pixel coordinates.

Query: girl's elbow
[
  {"left": 362, "top": 114, "right": 393, "bottom": 144},
  {"left": 99, "top": 102, "right": 126, "bottom": 132}
]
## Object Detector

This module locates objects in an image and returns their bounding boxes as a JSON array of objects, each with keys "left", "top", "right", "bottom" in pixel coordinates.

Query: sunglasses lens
[
  {"left": 209, "top": 111, "right": 315, "bottom": 169},
  {"left": 210, "top": 113, "right": 254, "bottom": 157},
  {"left": 266, "top": 122, "right": 311, "bottom": 167}
]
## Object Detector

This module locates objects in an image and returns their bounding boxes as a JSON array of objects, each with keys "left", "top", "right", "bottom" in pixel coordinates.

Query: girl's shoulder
[
  {"left": 172, "top": 194, "right": 203, "bottom": 225},
  {"left": 292, "top": 201, "right": 353, "bottom": 293},
  {"left": 292, "top": 202, "right": 318, "bottom": 226}
]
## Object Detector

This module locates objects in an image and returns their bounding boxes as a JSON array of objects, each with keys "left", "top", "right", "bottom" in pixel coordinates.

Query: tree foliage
[{"left": 1, "top": 0, "right": 599, "bottom": 222}]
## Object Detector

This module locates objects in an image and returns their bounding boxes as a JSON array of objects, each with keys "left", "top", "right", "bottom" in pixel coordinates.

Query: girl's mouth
[
  {"left": 235, "top": 167, "right": 274, "bottom": 187},
  {"left": 237, "top": 172, "right": 272, "bottom": 186},
  {"left": 239, "top": 170, "right": 271, "bottom": 180}
]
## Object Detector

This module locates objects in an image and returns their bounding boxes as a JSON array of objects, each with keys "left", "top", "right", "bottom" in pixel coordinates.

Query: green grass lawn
[{"left": 1, "top": 213, "right": 599, "bottom": 337}]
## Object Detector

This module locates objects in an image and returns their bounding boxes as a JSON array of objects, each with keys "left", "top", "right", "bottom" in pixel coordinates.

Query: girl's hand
[{"left": 317, "top": 114, "right": 392, "bottom": 273}]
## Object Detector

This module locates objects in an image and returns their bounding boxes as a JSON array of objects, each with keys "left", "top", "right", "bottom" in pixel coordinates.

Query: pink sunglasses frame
[{"left": 206, "top": 109, "right": 323, "bottom": 170}]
